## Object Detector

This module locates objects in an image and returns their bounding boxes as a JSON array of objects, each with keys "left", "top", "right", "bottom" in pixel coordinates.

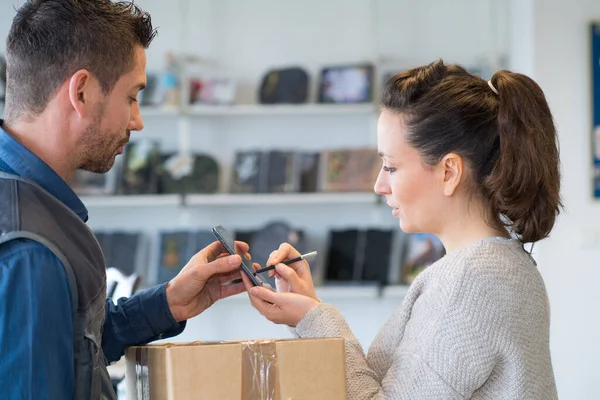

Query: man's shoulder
[{"left": 0, "top": 237, "right": 62, "bottom": 263}]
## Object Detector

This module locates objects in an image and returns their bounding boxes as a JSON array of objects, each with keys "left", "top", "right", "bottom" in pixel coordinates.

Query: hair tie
[{"left": 488, "top": 80, "right": 499, "bottom": 95}]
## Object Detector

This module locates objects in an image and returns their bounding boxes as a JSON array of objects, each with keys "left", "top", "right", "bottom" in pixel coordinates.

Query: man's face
[{"left": 77, "top": 46, "right": 146, "bottom": 173}]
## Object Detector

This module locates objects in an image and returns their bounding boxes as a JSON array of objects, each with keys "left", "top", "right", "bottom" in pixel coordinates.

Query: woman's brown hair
[{"left": 382, "top": 59, "right": 562, "bottom": 243}]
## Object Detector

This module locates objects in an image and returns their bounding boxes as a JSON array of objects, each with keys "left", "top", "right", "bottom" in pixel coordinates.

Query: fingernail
[{"left": 230, "top": 255, "right": 240, "bottom": 265}]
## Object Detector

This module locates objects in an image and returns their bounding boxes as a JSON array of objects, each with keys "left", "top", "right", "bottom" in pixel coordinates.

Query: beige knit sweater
[{"left": 292, "top": 237, "right": 558, "bottom": 399}]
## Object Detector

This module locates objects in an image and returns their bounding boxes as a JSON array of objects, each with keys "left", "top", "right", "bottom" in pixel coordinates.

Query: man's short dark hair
[{"left": 5, "top": 0, "right": 156, "bottom": 121}]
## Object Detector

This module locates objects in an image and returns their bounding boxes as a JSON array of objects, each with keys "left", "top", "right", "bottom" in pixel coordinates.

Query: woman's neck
[{"left": 436, "top": 201, "right": 510, "bottom": 253}]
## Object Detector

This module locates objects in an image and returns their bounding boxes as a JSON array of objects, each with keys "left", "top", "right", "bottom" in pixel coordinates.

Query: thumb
[{"left": 274, "top": 264, "right": 301, "bottom": 285}]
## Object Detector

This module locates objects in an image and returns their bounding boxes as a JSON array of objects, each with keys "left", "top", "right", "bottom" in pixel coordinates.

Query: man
[{"left": 0, "top": 1, "right": 250, "bottom": 399}]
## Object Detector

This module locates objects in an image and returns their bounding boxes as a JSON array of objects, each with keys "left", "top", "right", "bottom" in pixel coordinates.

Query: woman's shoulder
[{"left": 415, "top": 238, "right": 547, "bottom": 308}]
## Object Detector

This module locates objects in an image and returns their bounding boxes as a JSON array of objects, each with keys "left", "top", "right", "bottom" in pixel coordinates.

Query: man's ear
[
  {"left": 440, "top": 153, "right": 463, "bottom": 197},
  {"left": 68, "top": 69, "right": 94, "bottom": 118}
]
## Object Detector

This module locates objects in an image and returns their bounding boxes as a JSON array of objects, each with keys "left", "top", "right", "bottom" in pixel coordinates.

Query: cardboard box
[{"left": 125, "top": 338, "right": 347, "bottom": 400}]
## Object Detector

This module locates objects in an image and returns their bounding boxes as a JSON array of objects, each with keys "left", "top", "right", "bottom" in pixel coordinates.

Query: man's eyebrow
[{"left": 133, "top": 82, "right": 146, "bottom": 91}]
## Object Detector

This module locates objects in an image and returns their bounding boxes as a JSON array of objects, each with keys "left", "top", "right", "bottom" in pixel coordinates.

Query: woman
[{"left": 241, "top": 59, "right": 560, "bottom": 399}]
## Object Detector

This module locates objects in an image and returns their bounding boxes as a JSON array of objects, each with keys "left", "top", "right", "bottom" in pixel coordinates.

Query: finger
[
  {"left": 273, "top": 264, "right": 300, "bottom": 286},
  {"left": 194, "top": 254, "right": 242, "bottom": 281},
  {"left": 234, "top": 241, "right": 250, "bottom": 255},
  {"left": 253, "top": 262, "right": 261, "bottom": 271},
  {"left": 193, "top": 241, "right": 230, "bottom": 263},
  {"left": 197, "top": 240, "right": 251, "bottom": 262},
  {"left": 266, "top": 242, "right": 298, "bottom": 268},
  {"left": 266, "top": 250, "right": 278, "bottom": 267},
  {"left": 249, "top": 285, "right": 279, "bottom": 305}
]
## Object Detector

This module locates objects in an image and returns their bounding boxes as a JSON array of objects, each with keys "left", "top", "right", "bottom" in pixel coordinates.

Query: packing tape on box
[
  {"left": 132, "top": 340, "right": 278, "bottom": 400},
  {"left": 133, "top": 341, "right": 204, "bottom": 400},
  {"left": 135, "top": 346, "right": 150, "bottom": 400},
  {"left": 241, "top": 340, "right": 277, "bottom": 400}
]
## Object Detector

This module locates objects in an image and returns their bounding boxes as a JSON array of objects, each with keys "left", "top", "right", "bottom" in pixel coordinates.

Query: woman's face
[{"left": 374, "top": 109, "right": 448, "bottom": 234}]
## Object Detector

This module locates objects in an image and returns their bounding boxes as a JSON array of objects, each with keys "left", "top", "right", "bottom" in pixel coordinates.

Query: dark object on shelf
[
  {"left": 361, "top": 229, "right": 393, "bottom": 284},
  {"left": 156, "top": 230, "right": 214, "bottom": 284},
  {"left": 325, "top": 229, "right": 360, "bottom": 281},
  {"left": 118, "top": 139, "right": 161, "bottom": 195},
  {"left": 231, "top": 150, "right": 269, "bottom": 193},
  {"left": 318, "top": 63, "right": 374, "bottom": 104},
  {"left": 95, "top": 231, "right": 143, "bottom": 276},
  {"left": 294, "top": 152, "right": 320, "bottom": 192},
  {"left": 325, "top": 228, "right": 393, "bottom": 284},
  {"left": 157, "top": 153, "right": 220, "bottom": 194},
  {"left": 258, "top": 67, "right": 309, "bottom": 104},
  {"left": 266, "top": 150, "right": 296, "bottom": 193}
]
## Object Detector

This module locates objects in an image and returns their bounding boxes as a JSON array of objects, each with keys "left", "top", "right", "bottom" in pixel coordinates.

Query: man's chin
[{"left": 79, "top": 158, "right": 116, "bottom": 174}]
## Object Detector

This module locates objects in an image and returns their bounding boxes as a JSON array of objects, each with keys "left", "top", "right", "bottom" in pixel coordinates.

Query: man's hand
[{"left": 166, "top": 240, "right": 251, "bottom": 322}]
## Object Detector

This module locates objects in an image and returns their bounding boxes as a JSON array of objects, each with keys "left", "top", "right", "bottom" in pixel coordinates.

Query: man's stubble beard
[{"left": 77, "top": 104, "right": 124, "bottom": 174}]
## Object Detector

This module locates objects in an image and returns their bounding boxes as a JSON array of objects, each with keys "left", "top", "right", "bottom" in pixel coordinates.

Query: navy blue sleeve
[
  {"left": 0, "top": 239, "right": 75, "bottom": 400},
  {"left": 103, "top": 283, "right": 186, "bottom": 363}
]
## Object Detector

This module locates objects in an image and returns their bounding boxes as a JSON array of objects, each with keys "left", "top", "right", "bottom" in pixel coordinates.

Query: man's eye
[{"left": 383, "top": 166, "right": 396, "bottom": 173}]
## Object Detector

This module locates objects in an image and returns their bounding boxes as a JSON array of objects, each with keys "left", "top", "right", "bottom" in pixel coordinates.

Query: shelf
[
  {"left": 81, "top": 194, "right": 181, "bottom": 207},
  {"left": 184, "top": 192, "right": 381, "bottom": 206},
  {"left": 80, "top": 193, "right": 382, "bottom": 207},
  {"left": 140, "top": 106, "right": 181, "bottom": 117},
  {"left": 140, "top": 103, "right": 377, "bottom": 117}
]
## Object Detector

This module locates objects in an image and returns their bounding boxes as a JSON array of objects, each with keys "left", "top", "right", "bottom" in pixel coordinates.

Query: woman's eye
[{"left": 383, "top": 166, "right": 396, "bottom": 173}]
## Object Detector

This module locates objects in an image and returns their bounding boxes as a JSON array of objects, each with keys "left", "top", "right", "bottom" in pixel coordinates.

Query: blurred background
[{"left": 0, "top": 0, "right": 598, "bottom": 398}]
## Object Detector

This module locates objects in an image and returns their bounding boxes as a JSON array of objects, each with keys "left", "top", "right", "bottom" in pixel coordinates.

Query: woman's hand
[
  {"left": 267, "top": 243, "right": 318, "bottom": 301},
  {"left": 241, "top": 272, "right": 320, "bottom": 326}
]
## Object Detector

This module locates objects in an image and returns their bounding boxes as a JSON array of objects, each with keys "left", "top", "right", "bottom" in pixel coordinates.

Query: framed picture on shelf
[
  {"left": 317, "top": 63, "right": 374, "bottom": 104},
  {"left": 401, "top": 233, "right": 445, "bottom": 284}
]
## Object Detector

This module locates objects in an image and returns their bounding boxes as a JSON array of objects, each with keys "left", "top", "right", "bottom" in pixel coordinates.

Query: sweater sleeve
[{"left": 294, "top": 303, "right": 469, "bottom": 400}]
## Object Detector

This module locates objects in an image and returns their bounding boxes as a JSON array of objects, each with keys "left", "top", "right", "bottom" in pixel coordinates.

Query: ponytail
[{"left": 484, "top": 71, "right": 562, "bottom": 243}]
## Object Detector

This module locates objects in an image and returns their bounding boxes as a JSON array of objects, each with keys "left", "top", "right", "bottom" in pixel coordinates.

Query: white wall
[{"left": 531, "top": 0, "right": 600, "bottom": 398}]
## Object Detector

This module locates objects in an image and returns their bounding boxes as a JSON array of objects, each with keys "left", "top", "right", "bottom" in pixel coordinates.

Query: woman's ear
[{"left": 440, "top": 153, "right": 463, "bottom": 197}]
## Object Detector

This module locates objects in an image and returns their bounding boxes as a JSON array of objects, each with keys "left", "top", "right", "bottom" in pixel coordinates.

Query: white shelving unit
[
  {"left": 184, "top": 192, "right": 381, "bottom": 206},
  {"left": 141, "top": 104, "right": 378, "bottom": 118},
  {"left": 185, "top": 103, "right": 378, "bottom": 117},
  {"left": 81, "top": 194, "right": 181, "bottom": 208},
  {"left": 81, "top": 192, "right": 383, "bottom": 208}
]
